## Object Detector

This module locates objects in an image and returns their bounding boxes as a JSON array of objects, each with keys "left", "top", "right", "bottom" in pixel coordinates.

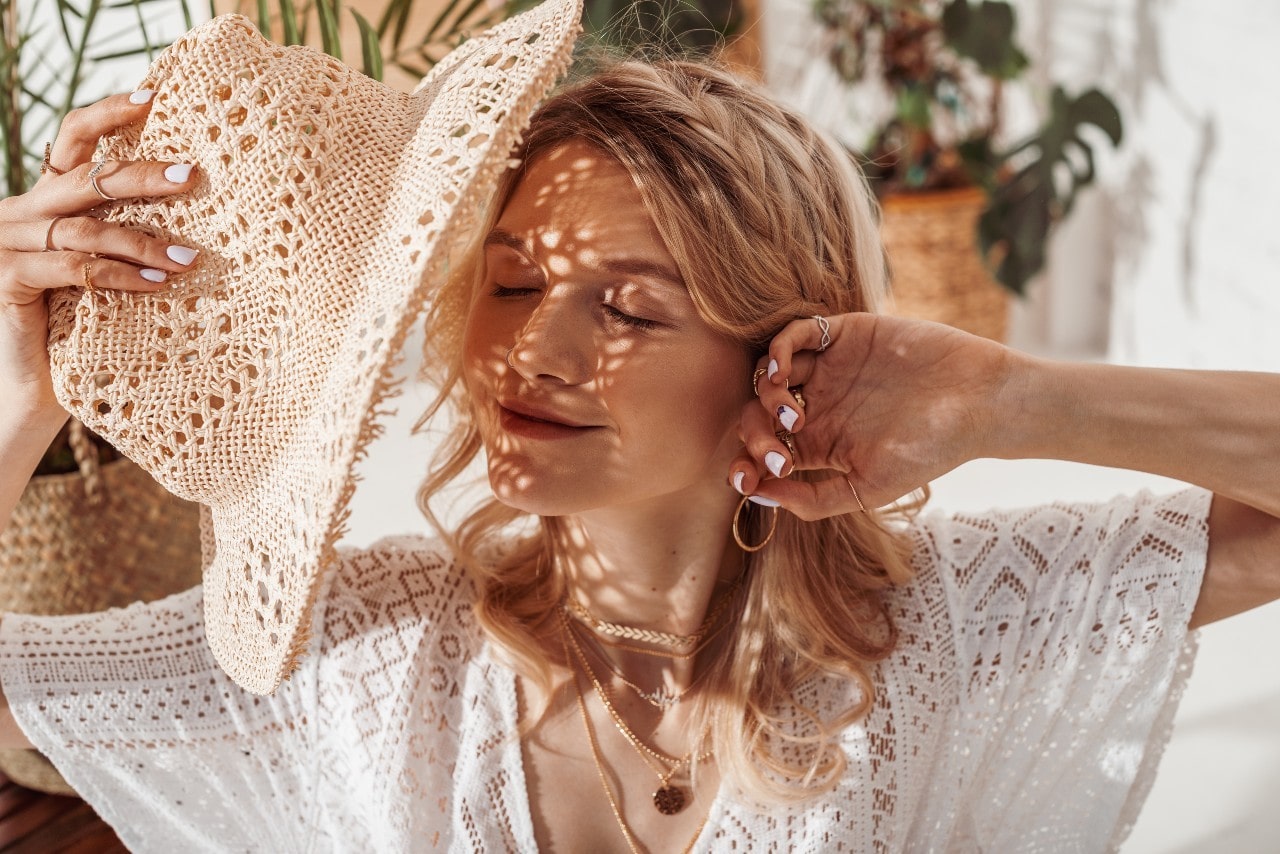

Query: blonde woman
[{"left": 0, "top": 58, "right": 1277, "bottom": 852}]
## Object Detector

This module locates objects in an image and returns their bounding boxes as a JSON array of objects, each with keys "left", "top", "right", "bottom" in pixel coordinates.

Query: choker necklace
[
  {"left": 561, "top": 630, "right": 711, "bottom": 854},
  {"left": 565, "top": 574, "right": 743, "bottom": 650},
  {"left": 565, "top": 619, "right": 712, "bottom": 711},
  {"left": 561, "top": 611, "right": 712, "bottom": 815}
]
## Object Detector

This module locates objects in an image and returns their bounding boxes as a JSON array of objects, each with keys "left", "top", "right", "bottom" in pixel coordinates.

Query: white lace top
[{"left": 0, "top": 487, "right": 1211, "bottom": 852}]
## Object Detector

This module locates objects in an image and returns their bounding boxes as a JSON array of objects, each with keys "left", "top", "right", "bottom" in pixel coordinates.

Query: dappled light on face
[{"left": 461, "top": 139, "right": 755, "bottom": 522}]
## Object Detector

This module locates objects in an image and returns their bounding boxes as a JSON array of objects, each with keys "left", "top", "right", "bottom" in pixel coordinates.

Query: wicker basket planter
[
  {"left": 879, "top": 186, "right": 1010, "bottom": 343},
  {"left": 0, "top": 421, "right": 202, "bottom": 795}
]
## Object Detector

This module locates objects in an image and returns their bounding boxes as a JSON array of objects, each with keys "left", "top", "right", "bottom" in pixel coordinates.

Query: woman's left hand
[{"left": 730, "top": 312, "right": 1017, "bottom": 519}]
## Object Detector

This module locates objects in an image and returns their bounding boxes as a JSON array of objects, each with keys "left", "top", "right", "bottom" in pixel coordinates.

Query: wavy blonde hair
[{"left": 416, "top": 58, "right": 925, "bottom": 806}]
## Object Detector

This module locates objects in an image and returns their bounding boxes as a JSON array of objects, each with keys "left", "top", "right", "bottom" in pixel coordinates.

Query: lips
[{"left": 499, "top": 398, "right": 591, "bottom": 428}]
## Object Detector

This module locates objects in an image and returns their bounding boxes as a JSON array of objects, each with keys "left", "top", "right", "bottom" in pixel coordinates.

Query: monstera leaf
[{"left": 979, "top": 86, "right": 1123, "bottom": 295}]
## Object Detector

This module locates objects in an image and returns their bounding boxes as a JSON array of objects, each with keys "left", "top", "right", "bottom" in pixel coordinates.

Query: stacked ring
[
  {"left": 82, "top": 261, "right": 97, "bottom": 292},
  {"left": 40, "top": 142, "right": 66, "bottom": 176}
]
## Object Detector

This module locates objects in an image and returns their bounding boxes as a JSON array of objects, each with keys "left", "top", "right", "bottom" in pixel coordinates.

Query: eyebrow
[{"left": 483, "top": 227, "right": 686, "bottom": 290}]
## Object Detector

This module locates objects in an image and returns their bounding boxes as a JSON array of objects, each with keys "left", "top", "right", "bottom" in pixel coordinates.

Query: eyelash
[{"left": 489, "top": 285, "right": 659, "bottom": 331}]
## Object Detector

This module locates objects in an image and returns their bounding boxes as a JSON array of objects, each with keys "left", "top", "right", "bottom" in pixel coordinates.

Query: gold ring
[
  {"left": 752, "top": 366, "right": 768, "bottom": 397},
  {"left": 40, "top": 142, "right": 66, "bottom": 176},
  {"left": 775, "top": 429, "right": 796, "bottom": 457},
  {"left": 44, "top": 216, "right": 68, "bottom": 252},
  {"left": 82, "top": 261, "right": 96, "bottom": 292},
  {"left": 844, "top": 475, "right": 867, "bottom": 513},
  {"left": 788, "top": 385, "right": 805, "bottom": 411},
  {"left": 87, "top": 160, "right": 118, "bottom": 201}
]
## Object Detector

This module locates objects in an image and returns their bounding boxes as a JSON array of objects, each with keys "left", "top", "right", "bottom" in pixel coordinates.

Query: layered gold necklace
[{"left": 560, "top": 623, "right": 712, "bottom": 854}]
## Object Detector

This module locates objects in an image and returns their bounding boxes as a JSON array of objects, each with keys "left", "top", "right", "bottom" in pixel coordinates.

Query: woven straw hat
[{"left": 43, "top": 0, "right": 582, "bottom": 695}]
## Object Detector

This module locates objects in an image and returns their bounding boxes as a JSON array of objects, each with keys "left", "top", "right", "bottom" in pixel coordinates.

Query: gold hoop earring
[{"left": 732, "top": 495, "right": 777, "bottom": 552}]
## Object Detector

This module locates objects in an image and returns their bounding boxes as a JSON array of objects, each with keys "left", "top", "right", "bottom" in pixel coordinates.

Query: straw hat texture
[{"left": 43, "top": 0, "right": 583, "bottom": 695}]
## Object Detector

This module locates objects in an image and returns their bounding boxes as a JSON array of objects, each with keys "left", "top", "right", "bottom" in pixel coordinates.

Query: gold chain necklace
[
  {"left": 562, "top": 630, "right": 712, "bottom": 854},
  {"left": 562, "top": 612, "right": 712, "bottom": 814},
  {"left": 566, "top": 574, "right": 742, "bottom": 650},
  {"left": 565, "top": 619, "right": 711, "bottom": 711}
]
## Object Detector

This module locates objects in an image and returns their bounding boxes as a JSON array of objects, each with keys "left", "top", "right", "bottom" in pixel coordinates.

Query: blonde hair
[{"left": 416, "top": 58, "right": 924, "bottom": 805}]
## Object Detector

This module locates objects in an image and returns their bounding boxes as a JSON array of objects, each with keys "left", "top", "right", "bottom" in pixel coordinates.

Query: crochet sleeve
[
  {"left": 0, "top": 558, "right": 338, "bottom": 852},
  {"left": 922, "top": 487, "right": 1213, "bottom": 852}
]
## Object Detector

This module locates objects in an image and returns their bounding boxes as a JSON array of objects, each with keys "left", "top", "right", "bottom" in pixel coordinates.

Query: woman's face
[{"left": 462, "top": 139, "right": 754, "bottom": 517}]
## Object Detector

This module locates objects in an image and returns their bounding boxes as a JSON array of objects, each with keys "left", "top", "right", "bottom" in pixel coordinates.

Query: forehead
[{"left": 494, "top": 139, "right": 671, "bottom": 262}]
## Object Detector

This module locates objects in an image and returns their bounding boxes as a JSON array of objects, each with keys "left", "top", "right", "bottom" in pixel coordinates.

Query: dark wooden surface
[{"left": 0, "top": 771, "right": 126, "bottom": 853}]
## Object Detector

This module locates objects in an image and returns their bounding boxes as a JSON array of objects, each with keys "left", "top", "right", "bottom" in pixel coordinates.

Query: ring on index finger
[
  {"left": 87, "top": 161, "right": 119, "bottom": 202},
  {"left": 752, "top": 367, "right": 768, "bottom": 397},
  {"left": 40, "top": 142, "right": 67, "bottom": 176},
  {"left": 812, "top": 315, "right": 832, "bottom": 352}
]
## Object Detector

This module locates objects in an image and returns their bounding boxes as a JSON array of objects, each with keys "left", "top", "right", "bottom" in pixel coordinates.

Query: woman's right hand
[{"left": 0, "top": 89, "right": 200, "bottom": 416}]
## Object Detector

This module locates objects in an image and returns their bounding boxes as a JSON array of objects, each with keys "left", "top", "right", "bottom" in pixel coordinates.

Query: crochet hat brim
[{"left": 46, "top": 0, "right": 582, "bottom": 695}]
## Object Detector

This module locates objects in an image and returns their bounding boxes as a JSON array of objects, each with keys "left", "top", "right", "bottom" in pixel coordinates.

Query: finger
[
  {"left": 726, "top": 448, "right": 766, "bottom": 498},
  {"left": 766, "top": 315, "right": 846, "bottom": 386},
  {"left": 34, "top": 160, "right": 197, "bottom": 218},
  {"left": 748, "top": 474, "right": 868, "bottom": 523},
  {"left": 754, "top": 351, "right": 817, "bottom": 431},
  {"left": 35, "top": 215, "right": 199, "bottom": 272},
  {"left": 3, "top": 249, "right": 172, "bottom": 300},
  {"left": 739, "top": 398, "right": 795, "bottom": 478},
  {"left": 42, "top": 90, "right": 157, "bottom": 179}
]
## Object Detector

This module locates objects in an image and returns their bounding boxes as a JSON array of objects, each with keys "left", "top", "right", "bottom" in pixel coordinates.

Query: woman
[{"left": 0, "top": 58, "right": 1277, "bottom": 852}]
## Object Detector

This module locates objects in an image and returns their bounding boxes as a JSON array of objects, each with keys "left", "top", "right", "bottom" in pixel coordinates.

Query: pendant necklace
[
  {"left": 564, "top": 618, "right": 713, "bottom": 711},
  {"left": 561, "top": 631, "right": 711, "bottom": 854},
  {"left": 561, "top": 612, "right": 711, "bottom": 815}
]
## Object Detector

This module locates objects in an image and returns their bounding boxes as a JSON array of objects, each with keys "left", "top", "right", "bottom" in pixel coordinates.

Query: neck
[{"left": 553, "top": 488, "right": 744, "bottom": 639}]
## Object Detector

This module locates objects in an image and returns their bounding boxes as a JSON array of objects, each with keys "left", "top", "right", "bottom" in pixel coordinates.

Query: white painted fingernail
[
  {"left": 765, "top": 451, "right": 786, "bottom": 477},
  {"left": 165, "top": 163, "right": 194, "bottom": 183},
  {"left": 748, "top": 495, "right": 780, "bottom": 507},
  {"left": 767, "top": 358, "right": 779, "bottom": 380},
  {"left": 778, "top": 405, "right": 798, "bottom": 432},
  {"left": 167, "top": 245, "right": 198, "bottom": 265},
  {"left": 129, "top": 89, "right": 155, "bottom": 104},
  {"left": 733, "top": 471, "right": 746, "bottom": 495},
  {"left": 140, "top": 268, "right": 167, "bottom": 282}
]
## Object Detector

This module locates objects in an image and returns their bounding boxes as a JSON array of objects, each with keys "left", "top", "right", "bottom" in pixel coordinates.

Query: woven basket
[
  {"left": 880, "top": 186, "right": 1011, "bottom": 342},
  {"left": 0, "top": 420, "right": 203, "bottom": 795}
]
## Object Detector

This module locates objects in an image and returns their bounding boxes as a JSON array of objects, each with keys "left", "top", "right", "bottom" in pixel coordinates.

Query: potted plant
[
  {"left": 0, "top": 0, "right": 513, "bottom": 798},
  {"left": 812, "top": 0, "right": 1123, "bottom": 341}
]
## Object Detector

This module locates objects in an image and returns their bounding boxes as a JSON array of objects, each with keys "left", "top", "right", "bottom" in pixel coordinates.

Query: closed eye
[
  {"left": 489, "top": 285, "right": 539, "bottom": 298},
  {"left": 604, "top": 304, "right": 658, "bottom": 330}
]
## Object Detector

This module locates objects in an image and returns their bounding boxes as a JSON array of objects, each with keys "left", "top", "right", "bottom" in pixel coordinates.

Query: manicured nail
[
  {"left": 140, "top": 268, "right": 167, "bottom": 282},
  {"left": 167, "top": 245, "right": 198, "bottom": 265},
  {"left": 777, "top": 405, "right": 798, "bottom": 432},
  {"left": 765, "top": 451, "right": 786, "bottom": 477},
  {"left": 732, "top": 471, "right": 746, "bottom": 495},
  {"left": 767, "top": 358, "right": 779, "bottom": 380},
  {"left": 165, "top": 163, "right": 194, "bottom": 183},
  {"left": 748, "top": 495, "right": 780, "bottom": 507},
  {"left": 129, "top": 89, "right": 155, "bottom": 105}
]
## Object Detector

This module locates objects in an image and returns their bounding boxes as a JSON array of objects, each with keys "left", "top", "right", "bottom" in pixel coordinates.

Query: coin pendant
[{"left": 653, "top": 785, "right": 686, "bottom": 815}]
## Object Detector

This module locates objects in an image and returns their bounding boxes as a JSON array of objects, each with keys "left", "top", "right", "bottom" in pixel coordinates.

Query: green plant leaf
[
  {"left": 980, "top": 85, "right": 1124, "bottom": 294},
  {"left": 940, "top": 0, "right": 1027, "bottom": 80},
  {"left": 316, "top": 0, "right": 341, "bottom": 61},
  {"left": 351, "top": 9, "right": 382, "bottom": 81},
  {"left": 278, "top": 0, "right": 301, "bottom": 45}
]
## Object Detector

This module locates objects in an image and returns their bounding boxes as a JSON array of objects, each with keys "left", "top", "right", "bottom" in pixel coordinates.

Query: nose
[{"left": 508, "top": 289, "right": 595, "bottom": 385}]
